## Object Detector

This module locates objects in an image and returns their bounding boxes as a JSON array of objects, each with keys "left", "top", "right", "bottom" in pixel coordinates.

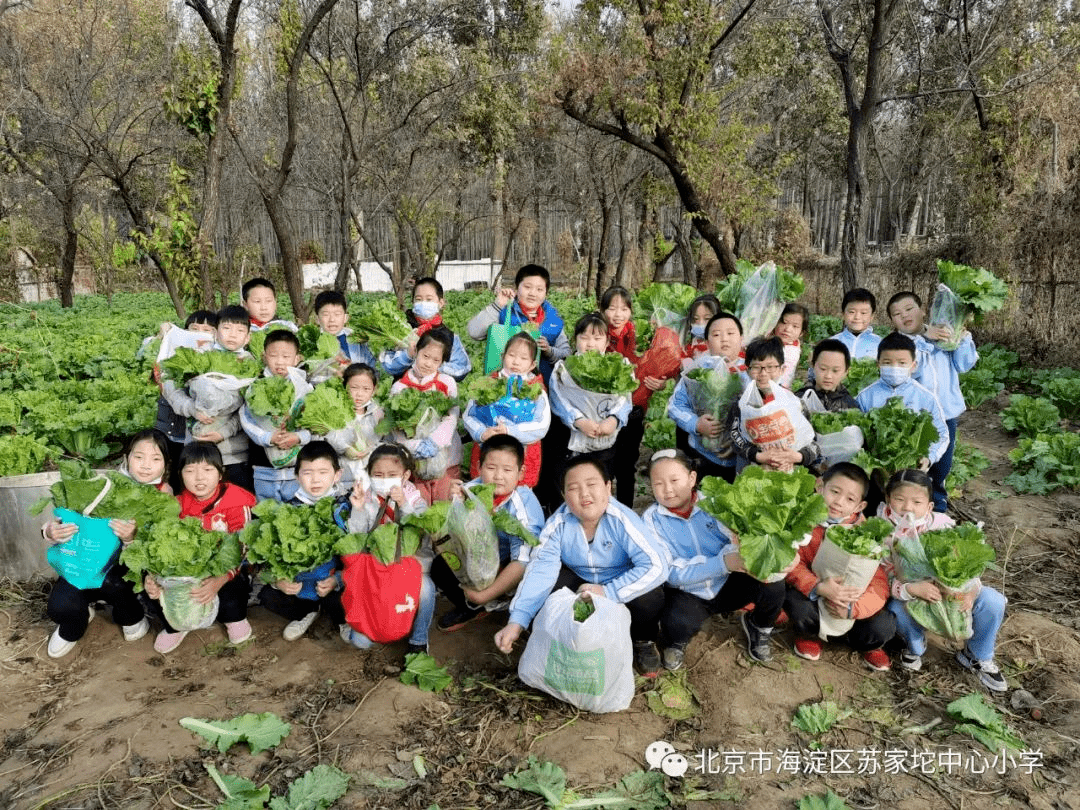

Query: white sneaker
[
  {"left": 47, "top": 627, "right": 76, "bottom": 658},
  {"left": 122, "top": 617, "right": 150, "bottom": 642},
  {"left": 283, "top": 612, "right": 319, "bottom": 642}
]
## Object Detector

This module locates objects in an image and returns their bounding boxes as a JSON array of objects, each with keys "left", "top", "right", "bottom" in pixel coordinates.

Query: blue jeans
[
  {"left": 928, "top": 417, "right": 958, "bottom": 512},
  {"left": 345, "top": 574, "right": 436, "bottom": 649},
  {"left": 888, "top": 585, "right": 1006, "bottom": 661},
  {"left": 253, "top": 467, "right": 296, "bottom": 503}
]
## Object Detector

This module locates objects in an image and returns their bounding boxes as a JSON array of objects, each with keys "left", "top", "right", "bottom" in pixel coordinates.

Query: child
[
  {"left": 796, "top": 339, "right": 859, "bottom": 411},
  {"left": 833, "top": 288, "right": 881, "bottom": 360},
  {"left": 880, "top": 469, "right": 1007, "bottom": 691},
  {"left": 258, "top": 442, "right": 348, "bottom": 641},
  {"left": 601, "top": 286, "right": 657, "bottom": 506},
  {"left": 644, "top": 449, "right": 786, "bottom": 668},
  {"left": 143, "top": 443, "right": 256, "bottom": 654},
  {"left": 494, "top": 455, "right": 669, "bottom": 676},
  {"left": 240, "top": 329, "right": 315, "bottom": 502},
  {"left": 155, "top": 310, "right": 217, "bottom": 493},
  {"left": 668, "top": 312, "right": 747, "bottom": 482},
  {"left": 466, "top": 263, "right": 570, "bottom": 384},
  {"left": 728, "top": 336, "right": 818, "bottom": 473},
  {"left": 314, "top": 289, "right": 378, "bottom": 369},
  {"left": 784, "top": 462, "right": 895, "bottom": 671},
  {"left": 680, "top": 294, "right": 721, "bottom": 364},
  {"left": 771, "top": 302, "right": 809, "bottom": 389},
  {"left": 41, "top": 430, "right": 169, "bottom": 657},
  {"left": 886, "top": 291, "right": 978, "bottom": 512},
  {"left": 430, "top": 435, "right": 545, "bottom": 631},
  {"left": 855, "top": 332, "right": 948, "bottom": 470},
  {"left": 381, "top": 277, "right": 472, "bottom": 381},
  {"left": 343, "top": 443, "right": 435, "bottom": 655},
  {"left": 325, "top": 363, "right": 385, "bottom": 488},
  {"left": 388, "top": 329, "right": 461, "bottom": 504},
  {"left": 548, "top": 313, "right": 633, "bottom": 484},
  {"left": 461, "top": 332, "right": 550, "bottom": 487},
  {"left": 243, "top": 277, "right": 297, "bottom": 332}
]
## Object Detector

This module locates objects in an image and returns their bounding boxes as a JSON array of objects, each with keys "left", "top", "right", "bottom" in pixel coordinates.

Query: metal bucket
[{"left": 0, "top": 471, "right": 60, "bottom": 580}]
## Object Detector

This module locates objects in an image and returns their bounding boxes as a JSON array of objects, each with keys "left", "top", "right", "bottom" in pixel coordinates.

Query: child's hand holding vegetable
[
  {"left": 315, "top": 576, "right": 337, "bottom": 598},
  {"left": 43, "top": 520, "right": 78, "bottom": 544},
  {"left": 144, "top": 575, "right": 162, "bottom": 600},
  {"left": 907, "top": 580, "right": 942, "bottom": 603},
  {"left": 696, "top": 414, "right": 721, "bottom": 438},
  {"left": 275, "top": 579, "right": 303, "bottom": 596},
  {"left": 109, "top": 519, "right": 137, "bottom": 544},
  {"left": 597, "top": 416, "right": 618, "bottom": 436},
  {"left": 190, "top": 574, "right": 228, "bottom": 605}
]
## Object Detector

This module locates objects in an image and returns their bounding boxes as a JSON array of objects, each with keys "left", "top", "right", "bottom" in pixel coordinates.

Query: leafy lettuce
[
  {"left": 376, "top": 387, "right": 456, "bottom": 437},
  {"left": 347, "top": 297, "right": 413, "bottom": 354},
  {"left": 563, "top": 352, "right": 638, "bottom": 395},
  {"left": 120, "top": 516, "right": 242, "bottom": 590},
  {"left": 296, "top": 324, "right": 342, "bottom": 363},
  {"left": 1005, "top": 431, "right": 1080, "bottom": 494},
  {"left": 809, "top": 409, "right": 869, "bottom": 435},
  {"left": 1000, "top": 394, "right": 1061, "bottom": 438},
  {"left": 464, "top": 375, "right": 542, "bottom": 407},
  {"left": 241, "top": 498, "right": 345, "bottom": 582},
  {"left": 246, "top": 376, "right": 297, "bottom": 423},
  {"left": 697, "top": 467, "right": 827, "bottom": 580},
  {"left": 160, "top": 347, "right": 260, "bottom": 383},
  {"left": 936, "top": 260, "right": 1009, "bottom": 317},
  {"left": 31, "top": 459, "right": 180, "bottom": 527},
  {"left": 824, "top": 517, "right": 892, "bottom": 560},
  {"left": 295, "top": 379, "right": 354, "bottom": 434},
  {"left": 852, "top": 397, "right": 939, "bottom": 478}
]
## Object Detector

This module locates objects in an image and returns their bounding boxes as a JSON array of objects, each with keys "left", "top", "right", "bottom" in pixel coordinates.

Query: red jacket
[
  {"left": 785, "top": 518, "right": 890, "bottom": 621},
  {"left": 178, "top": 483, "right": 255, "bottom": 534}
]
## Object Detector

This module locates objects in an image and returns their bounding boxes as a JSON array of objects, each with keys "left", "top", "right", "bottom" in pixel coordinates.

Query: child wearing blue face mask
[
  {"left": 855, "top": 332, "right": 949, "bottom": 471},
  {"left": 381, "top": 278, "right": 472, "bottom": 382},
  {"left": 680, "top": 294, "right": 721, "bottom": 364}
]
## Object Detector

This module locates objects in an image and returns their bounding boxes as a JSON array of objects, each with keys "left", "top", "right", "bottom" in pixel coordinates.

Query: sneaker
[
  {"left": 740, "top": 613, "right": 774, "bottom": 662},
  {"left": 862, "top": 648, "right": 891, "bottom": 672},
  {"left": 437, "top": 606, "right": 486, "bottom": 633},
  {"left": 339, "top": 623, "right": 353, "bottom": 644},
  {"left": 47, "top": 627, "right": 77, "bottom": 658},
  {"left": 153, "top": 630, "right": 188, "bottom": 654},
  {"left": 899, "top": 651, "right": 923, "bottom": 671},
  {"left": 794, "top": 638, "right": 822, "bottom": 661},
  {"left": 633, "top": 640, "right": 662, "bottom": 677},
  {"left": 122, "top": 617, "right": 150, "bottom": 642},
  {"left": 226, "top": 619, "right": 253, "bottom": 645},
  {"left": 956, "top": 648, "right": 1008, "bottom": 692},
  {"left": 405, "top": 642, "right": 429, "bottom": 656},
  {"left": 282, "top": 612, "right": 318, "bottom": 642},
  {"left": 662, "top": 645, "right": 686, "bottom": 671}
]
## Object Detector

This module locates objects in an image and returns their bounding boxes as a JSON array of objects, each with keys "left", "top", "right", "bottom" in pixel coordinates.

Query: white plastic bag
[
  {"left": 553, "top": 364, "right": 626, "bottom": 453},
  {"left": 189, "top": 372, "right": 255, "bottom": 419},
  {"left": 738, "top": 261, "right": 785, "bottom": 341},
  {"left": 159, "top": 576, "right": 219, "bottom": 632},
  {"left": 738, "top": 380, "right": 815, "bottom": 453},
  {"left": 407, "top": 407, "right": 450, "bottom": 480},
  {"left": 517, "top": 588, "right": 634, "bottom": 713}
]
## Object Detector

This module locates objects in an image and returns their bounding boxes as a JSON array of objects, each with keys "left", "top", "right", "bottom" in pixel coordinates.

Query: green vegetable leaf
[
  {"left": 852, "top": 397, "right": 939, "bottom": 479},
  {"left": 205, "top": 763, "right": 270, "bottom": 810},
  {"left": 937, "top": 260, "right": 1009, "bottom": 317},
  {"left": 400, "top": 652, "right": 452, "bottom": 692},
  {"left": 295, "top": 378, "right": 355, "bottom": 434},
  {"left": 563, "top": 352, "right": 638, "bottom": 396},
  {"left": 1006, "top": 431, "right": 1080, "bottom": 494},
  {"left": 791, "top": 701, "right": 851, "bottom": 736},
  {"left": 348, "top": 297, "right": 414, "bottom": 355},
  {"left": 573, "top": 597, "right": 595, "bottom": 623},
  {"left": 947, "top": 693, "right": 1025, "bottom": 753},
  {"left": 945, "top": 441, "right": 989, "bottom": 497},
  {"left": 268, "top": 764, "right": 350, "bottom": 810},
  {"left": 376, "top": 388, "right": 456, "bottom": 438},
  {"left": 1000, "top": 395, "right": 1062, "bottom": 438},
  {"left": 180, "top": 712, "right": 291, "bottom": 754},
  {"left": 160, "top": 347, "right": 260, "bottom": 383},
  {"left": 809, "top": 409, "right": 869, "bottom": 435},
  {"left": 798, "top": 789, "right": 849, "bottom": 810},
  {"left": 645, "top": 670, "right": 699, "bottom": 720},
  {"left": 241, "top": 498, "right": 343, "bottom": 583},
  {"left": 824, "top": 517, "right": 892, "bottom": 559},
  {"left": 502, "top": 757, "right": 567, "bottom": 807},
  {"left": 296, "top": 324, "right": 343, "bottom": 363},
  {"left": 843, "top": 358, "right": 882, "bottom": 396},
  {"left": 246, "top": 376, "right": 297, "bottom": 422},
  {"left": 917, "top": 524, "right": 995, "bottom": 589},
  {"left": 120, "top": 517, "right": 240, "bottom": 590}
]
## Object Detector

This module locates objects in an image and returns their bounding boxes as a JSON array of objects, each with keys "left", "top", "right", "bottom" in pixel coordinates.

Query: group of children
[{"left": 41, "top": 269, "right": 1007, "bottom": 695}]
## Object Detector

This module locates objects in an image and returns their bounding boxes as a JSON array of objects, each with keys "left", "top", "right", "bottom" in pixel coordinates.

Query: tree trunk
[
  {"left": 662, "top": 151, "right": 738, "bottom": 278},
  {"left": 595, "top": 203, "right": 611, "bottom": 300},
  {"left": 58, "top": 192, "right": 78, "bottom": 308},
  {"left": 838, "top": 113, "right": 867, "bottom": 290},
  {"left": 264, "top": 196, "right": 307, "bottom": 323},
  {"left": 333, "top": 151, "right": 357, "bottom": 292}
]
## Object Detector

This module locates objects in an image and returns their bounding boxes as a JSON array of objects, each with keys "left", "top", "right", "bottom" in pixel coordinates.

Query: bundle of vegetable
[
  {"left": 159, "top": 347, "right": 261, "bottom": 384},
  {"left": 824, "top": 517, "right": 892, "bottom": 560},
  {"left": 335, "top": 514, "right": 428, "bottom": 565},
  {"left": 895, "top": 523, "right": 996, "bottom": 639},
  {"left": 685, "top": 364, "right": 742, "bottom": 452},
  {"left": 294, "top": 324, "right": 341, "bottom": 362},
  {"left": 633, "top": 282, "right": 697, "bottom": 347},
  {"left": 31, "top": 460, "right": 181, "bottom": 527},
  {"left": 642, "top": 379, "right": 677, "bottom": 451},
  {"left": 120, "top": 516, "right": 242, "bottom": 591},
  {"left": 562, "top": 352, "right": 638, "bottom": 395},
  {"left": 715, "top": 260, "right": 805, "bottom": 340},
  {"left": 809, "top": 409, "right": 870, "bottom": 435},
  {"left": 376, "top": 387, "right": 457, "bottom": 437},
  {"left": 464, "top": 375, "right": 542, "bottom": 407},
  {"left": 936, "top": 260, "right": 1009, "bottom": 319},
  {"left": 245, "top": 375, "right": 298, "bottom": 424},
  {"left": 294, "top": 379, "right": 354, "bottom": 434},
  {"left": 843, "top": 358, "right": 880, "bottom": 395},
  {"left": 241, "top": 498, "right": 344, "bottom": 583},
  {"left": 697, "top": 467, "right": 827, "bottom": 580},
  {"left": 852, "top": 397, "right": 939, "bottom": 479},
  {"left": 347, "top": 297, "right": 413, "bottom": 354},
  {"left": 414, "top": 484, "right": 540, "bottom": 546}
]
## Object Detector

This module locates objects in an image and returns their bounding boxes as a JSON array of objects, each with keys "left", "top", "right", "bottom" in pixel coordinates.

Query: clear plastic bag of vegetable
[
  {"left": 738, "top": 262, "right": 786, "bottom": 341},
  {"left": 158, "top": 576, "right": 219, "bottom": 632},
  {"left": 410, "top": 407, "right": 450, "bottom": 480},
  {"left": 928, "top": 283, "right": 968, "bottom": 350},
  {"left": 439, "top": 488, "right": 501, "bottom": 591}
]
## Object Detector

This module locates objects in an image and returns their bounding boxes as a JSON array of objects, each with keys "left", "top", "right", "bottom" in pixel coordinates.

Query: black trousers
[
  {"left": 143, "top": 571, "right": 251, "bottom": 633},
  {"left": 660, "top": 575, "right": 786, "bottom": 647},
  {"left": 224, "top": 462, "right": 255, "bottom": 498},
  {"left": 48, "top": 566, "right": 145, "bottom": 642},
  {"left": 613, "top": 407, "right": 646, "bottom": 507},
  {"left": 259, "top": 585, "right": 345, "bottom": 625},
  {"left": 535, "top": 418, "right": 571, "bottom": 516},
  {"left": 552, "top": 566, "right": 664, "bottom": 642},
  {"left": 784, "top": 586, "right": 896, "bottom": 652}
]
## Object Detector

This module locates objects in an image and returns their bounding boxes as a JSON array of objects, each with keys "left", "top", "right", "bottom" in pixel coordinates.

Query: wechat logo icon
[{"left": 645, "top": 741, "right": 689, "bottom": 778}]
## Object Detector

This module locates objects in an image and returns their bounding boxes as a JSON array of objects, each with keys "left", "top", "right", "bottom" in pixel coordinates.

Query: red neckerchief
[
  {"left": 414, "top": 313, "right": 444, "bottom": 338},
  {"left": 727, "top": 351, "right": 747, "bottom": 373},
  {"left": 518, "top": 302, "right": 545, "bottom": 325},
  {"left": 758, "top": 388, "right": 775, "bottom": 405},
  {"left": 249, "top": 317, "right": 269, "bottom": 328},
  {"left": 492, "top": 492, "right": 512, "bottom": 509},
  {"left": 785, "top": 338, "right": 800, "bottom": 349},
  {"left": 687, "top": 339, "right": 708, "bottom": 357},
  {"left": 400, "top": 370, "right": 451, "bottom": 395},
  {"left": 377, "top": 496, "right": 397, "bottom": 524},
  {"left": 607, "top": 322, "right": 637, "bottom": 361}
]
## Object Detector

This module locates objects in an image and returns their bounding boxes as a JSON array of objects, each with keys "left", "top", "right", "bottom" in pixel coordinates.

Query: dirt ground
[{"left": 2, "top": 399, "right": 1079, "bottom": 810}]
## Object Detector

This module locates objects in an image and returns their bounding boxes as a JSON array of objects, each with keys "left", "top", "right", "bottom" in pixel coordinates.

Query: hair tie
[{"left": 650, "top": 449, "right": 677, "bottom": 462}]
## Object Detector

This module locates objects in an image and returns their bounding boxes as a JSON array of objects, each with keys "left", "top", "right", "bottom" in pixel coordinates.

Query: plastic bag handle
[{"left": 83, "top": 474, "right": 113, "bottom": 517}]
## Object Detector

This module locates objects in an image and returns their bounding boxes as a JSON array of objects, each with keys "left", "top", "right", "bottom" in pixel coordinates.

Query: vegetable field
[{"left": 0, "top": 291, "right": 1079, "bottom": 810}]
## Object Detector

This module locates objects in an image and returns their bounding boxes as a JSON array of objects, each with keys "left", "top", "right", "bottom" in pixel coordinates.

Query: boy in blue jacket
[
  {"left": 494, "top": 454, "right": 669, "bottom": 675},
  {"left": 856, "top": 332, "right": 949, "bottom": 470},
  {"left": 886, "top": 291, "right": 978, "bottom": 511},
  {"left": 430, "top": 435, "right": 545, "bottom": 631}
]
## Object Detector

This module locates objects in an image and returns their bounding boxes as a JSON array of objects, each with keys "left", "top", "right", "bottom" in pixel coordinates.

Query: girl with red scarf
[{"left": 382, "top": 277, "right": 472, "bottom": 381}]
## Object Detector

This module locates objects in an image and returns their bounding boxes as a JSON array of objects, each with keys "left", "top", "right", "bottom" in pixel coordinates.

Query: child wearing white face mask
[
  {"left": 342, "top": 443, "right": 435, "bottom": 655},
  {"left": 379, "top": 277, "right": 472, "bottom": 382}
]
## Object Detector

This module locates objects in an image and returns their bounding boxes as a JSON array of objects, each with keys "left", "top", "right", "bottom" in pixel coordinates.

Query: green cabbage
[{"left": 563, "top": 352, "right": 638, "bottom": 395}]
